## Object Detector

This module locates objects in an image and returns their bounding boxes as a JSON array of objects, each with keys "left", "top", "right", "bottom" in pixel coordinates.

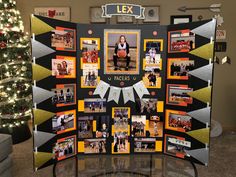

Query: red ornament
[
  {"left": 151, "top": 91, "right": 156, "bottom": 96},
  {"left": 153, "top": 31, "right": 158, "bottom": 36},
  {"left": 120, "top": 81, "right": 125, "bottom": 87}
]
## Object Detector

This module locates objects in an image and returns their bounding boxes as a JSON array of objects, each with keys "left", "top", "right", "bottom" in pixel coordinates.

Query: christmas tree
[{"left": 0, "top": 0, "right": 32, "bottom": 143}]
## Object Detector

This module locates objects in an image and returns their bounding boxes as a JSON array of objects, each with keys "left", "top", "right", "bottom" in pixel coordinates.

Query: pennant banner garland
[{"left": 93, "top": 80, "right": 150, "bottom": 104}]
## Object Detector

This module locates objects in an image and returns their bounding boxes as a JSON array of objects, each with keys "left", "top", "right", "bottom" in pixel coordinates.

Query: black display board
[{"left": 31, "top": 15, "right": 216, "bottom": 171}]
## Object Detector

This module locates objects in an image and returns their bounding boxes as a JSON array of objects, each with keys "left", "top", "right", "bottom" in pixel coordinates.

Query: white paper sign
[
  {"left": 93, "top": 80, "right": 110, "bottom": 99},
  {"left": 133, "top": 81, "right": 150, "bottom": 99},
  {"left": 34, "top": 7, "right": 71, "bottom": 21},
  {"left": 122, "top": 87, "right": 135, "bottom": 104},
  {"left": 107, "top": 86, "right": 121, "bottom": 104}
]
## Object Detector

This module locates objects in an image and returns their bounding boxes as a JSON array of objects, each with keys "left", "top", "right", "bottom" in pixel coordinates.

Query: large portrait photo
[{"left": 104, "top": 29, "right": 140, "bottom": 74}]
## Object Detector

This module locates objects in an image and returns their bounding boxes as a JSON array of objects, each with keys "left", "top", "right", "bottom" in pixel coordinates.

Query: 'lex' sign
[{"left": 102, "top": 3, "right": 145, "bottom": 19}]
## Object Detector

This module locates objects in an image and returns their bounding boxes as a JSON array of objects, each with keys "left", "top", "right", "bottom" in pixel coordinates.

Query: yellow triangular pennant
[
  {"left": 187, "top": 86, "right": 211, "bottom": 104},
  {"left": 186, "top": 128, "right": 210, "bottom": 144},
  {"left": 189, "top": 43, "right": 214, "bottom": 60},
  {"left": 33, "top": 64, "right": 52, "bottom": 81},
  {"left": 34, "top": 152, "right": 55, "bottom": 169},
  {"left": 31, "top": 15, "right": 54, "bottom": 35},
  {"left": 33, "top": 109, "right": 55, "bottom": 126}
]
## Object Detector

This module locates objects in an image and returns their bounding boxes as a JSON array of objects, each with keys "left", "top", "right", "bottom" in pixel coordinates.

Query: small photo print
[
  {"left": 51, "top": 27, "right": 76, "bottom": 51},
  {"left": 96, "top": 116, "right": 110, "bottom": 138},
  {"left": 168, "top": 29, "right": 195, "bottom": 53},
  {"left": 131, "top": 115, "right": 146, "bottom": 137},
  {"left": 104, "top": 29, "right": 141, "bottom": 74},
  {"left": 51, "top": 84, "right": 76, "bottom": 107},
  {"left": 144, "top": 39, "right": 163, "bottom": 53},
  {"left": 136, "top": 98, "right": 158, "bottom": 114},
  {"left": 81, "top": 38, "right": 100, "bottom": 64},
  {"left": 52, "top": 56, "right": 76, "bottom": 78},
  {"left": 84, "top": 98, "right": 106, "bottom": 113},
  {"left": 112, "top": 107, "right": 130, "bottom": 132},
  {"left": 143, "top": 66, "right": 161, "bottom": 88},
  {"left": 113, "top": 131, "right": 129, "bottom": 153},
  {"left": 148, "top": 119, "right": 163, "bottom": 137},
  {"left": 165, "top": 134, "right": 191, "bottom": 158},
  {"left": 84, "top": 138, "right": 107, "bottom": 154},
  {"left": 52, "top": 110, "right": 76, "bottom": 134},
  {"left": 166, "top": 84, "right": 193, "bottom": 106},
  {"left": 53, "top": 135, "right": 76, "bottom": 161},
  {"left": 81, "top": 64, "right": 99, "bottom": 88},
  {"left": 134, "top": 138, "right": 156, "bottom": 153},
  {"left": 165, "top": 110, "right": 192, "bottom": 132},
  {"left": 167, "top": 58, "right": 195, "bottom": 80},
  {"left": 78, "top": 116, "right": 93, "bottom": 139}
]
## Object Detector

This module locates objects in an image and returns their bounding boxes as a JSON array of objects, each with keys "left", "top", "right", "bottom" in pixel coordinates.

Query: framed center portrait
[{"left": 104, "top": 29, "right": 141, "bottom": 75}]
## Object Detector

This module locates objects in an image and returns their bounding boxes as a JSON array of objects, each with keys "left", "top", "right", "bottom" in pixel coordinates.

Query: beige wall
[{"left": 16, "top": 0, "right": 236, "bottom": 130}]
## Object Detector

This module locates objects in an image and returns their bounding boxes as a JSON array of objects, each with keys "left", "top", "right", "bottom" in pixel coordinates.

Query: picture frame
[
  {"left": 117, "top": 15, "right": 133, "bottom": 23},
  {"left": 170, "top": 15, "right": 192, "bottom": 25},
  {"left": 90, "top": 6, "right": 107, "bottom": 24},
  {"left": 143, "top": 6, "right": 160, "bottom": 23}
]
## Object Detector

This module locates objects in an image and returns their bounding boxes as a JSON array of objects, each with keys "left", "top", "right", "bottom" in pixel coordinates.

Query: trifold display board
[{"left": 31, "top": 15, "right": 216, "bottom": 171}]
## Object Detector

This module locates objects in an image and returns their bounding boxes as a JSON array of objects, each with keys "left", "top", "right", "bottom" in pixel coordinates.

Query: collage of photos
[
  {"left": 131, "top": 115, "right": 146, "bottom": 137},
  {"left": 80, "top": 38, "right": 100, "bottom": 64},
  {"left": 52, "top": 56, "right": 76, "bottom": 78},
  {"left": 104, "top": 29, "right": 140, "bottom": 74},
  {"left": 84, "top": 139, "right": 107, "bottom": 154},
  {"left": 168, "top": 29, "right": 195, "bottom": 53},
  {"left": 112, "top": 107, "right": 130, "bottom": 132},
  {"left": 142, "top": 39, "right": 163, "bottom": 89},
  {"left": 167, "top": 58, "right": 195, "bottom": 80},
  {"left": 113, "top": 131, "right": 129, "bottom": 154},
  {"left": 81, "top": 64, "right": 99, "bottom": 88},
  {"left": 134, "top": 138, "right": 156, "bottom": 153},
  {"left": 136, "top": 98, "right": 158, "bottom": 114},
  {"left": 51, "top": 84, "right": 76, "bottom": 107},
  {"left": 84, "top": 98, "right": 106, "bottom": 113},
  {"left": 80, "top": 38, "right": 100, "bottom": 89},
  {"left": 165, "top": 110, "right": 192, "bottom": 132},
  {"left": 164, "top": 134, "right": 191, "bottom": 158},
  {"left": 51, "top": 27, "right": 76, "bottom": 51},
  {"left": 53, "top": 135, "right": 76, "bottom": 161},
  {"left": 166, "top": 84, "right": 193, "bottom": 106},
  {"left": 78, "top": 116, "right": 94, "bottom": 139},
  {"left": 96, "top": 116, "right": 110, "bottom": 138},
  {"left": 52, "top": 110, "right": 76, "bottom": 134}
]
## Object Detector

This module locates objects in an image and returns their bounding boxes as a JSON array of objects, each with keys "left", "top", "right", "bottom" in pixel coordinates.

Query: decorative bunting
[
  {"left": 33, "top": 109, "right": 55, "bottom": 126},
  {"left": 34, "top": 131, "right": 56, "bottom": 148},
  {"left": 185, "top": 148, "right": 209, "bottom": 165},
  {"left": 31, "top": 15, "right": 55, "bottom": 35},
  {"left": 93, "top": 80, "right": 110, "bottom": 98},
  {"left": 187, "top": 86, "right": 212, "bottom": 104},
  {"left": 191, "top": 19, "right": 216, "bottom": 39},
  {"left": 31, "top": 39, "right": 55, "bottom": 59},
  {"left": 33, "top": 86, "right": 55, "bottom": 104},
  {"left": 34, "top": 152, "right": 55, "bottom": 170},
  {"left": 189, "top": 43, "right": 214, "bottom": 60},
  {"left": 33, "top": 64, "right": 52, "bottom": 81},
  {"left": 187, "top": 107, "right": 211, "bottom": 125},
  {"left": 189, "top": 64, "right": 213, "bottom": 83},
  {"left": 133, "top": 81, "right": 150, "bottom": 99},
  {"left": 186, "top": 128, "right": 210, "bottom": 144},
  {"left": 107, "top": 86, "right": 121, "bottom": 104},
  {"left": 122, "top": 87, "right": 135, "bottom": 104}
]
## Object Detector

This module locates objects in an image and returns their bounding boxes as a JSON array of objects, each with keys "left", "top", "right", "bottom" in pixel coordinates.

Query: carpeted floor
[{"left": 11, "top": 131, "right": 236, "bottom": 177}]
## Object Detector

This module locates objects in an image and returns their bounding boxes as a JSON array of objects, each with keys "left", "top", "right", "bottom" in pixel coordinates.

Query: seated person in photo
[
  {"left": 113, "top": 35, "right": 130, "bottom": 71},
  {"left": 52, "top": 91, "right": 59, "bottom": 104},
  {"left": 59, "top": 90, "right": 65, "bottom": 103},
  {"left": 66, "top": 88, "right": 73, "bottom": 103}
]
